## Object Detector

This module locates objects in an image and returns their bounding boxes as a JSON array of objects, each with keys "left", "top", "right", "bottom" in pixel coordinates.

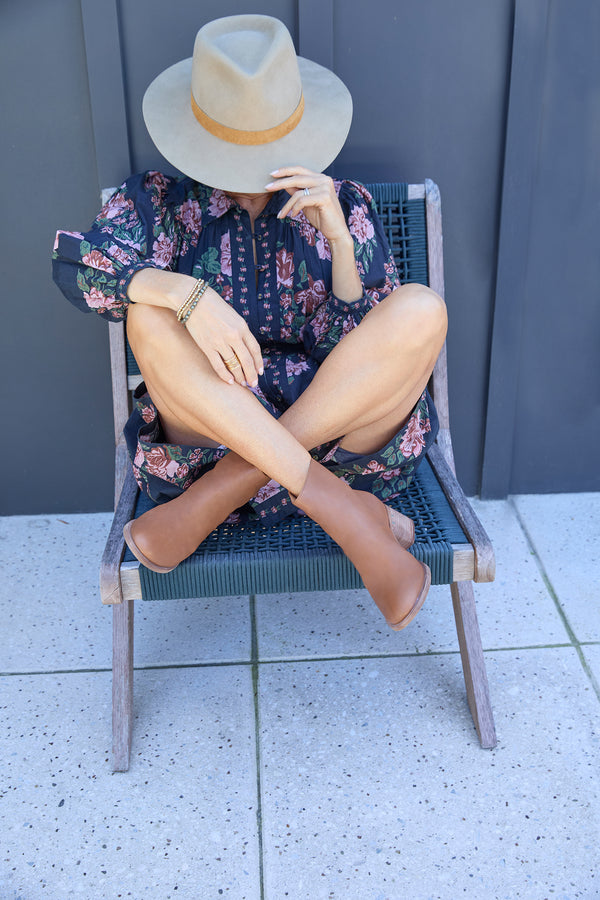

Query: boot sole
[
  {"left": 388, "top": 563, "right": 431, "bottom": 631},
  {"left": 123, "top": 521, "right": 178, "bottom": 574}
]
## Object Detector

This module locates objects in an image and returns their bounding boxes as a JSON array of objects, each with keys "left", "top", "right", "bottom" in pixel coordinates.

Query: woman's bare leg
[
  {"left": 128, "top": 282, "right": 447, "bottom": 466},
  {"left": 124, "top": 283, "right": 446, "bottom": 570}
]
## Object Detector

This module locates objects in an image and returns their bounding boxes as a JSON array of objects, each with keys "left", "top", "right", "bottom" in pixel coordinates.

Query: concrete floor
[{"left": 1, "top": 493, "right": 599, "bottom": 900}]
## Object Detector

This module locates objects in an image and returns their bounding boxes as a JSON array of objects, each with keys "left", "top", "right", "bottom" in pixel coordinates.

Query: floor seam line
[
  {"left": 0, "top": 642, "right": 585, "bottom": 678},
  {"left": 250, "top": 594, "right": 265, "bottom": 900},
  {"left": 510, "top": 497, "right": 600, "bottom": 703}
]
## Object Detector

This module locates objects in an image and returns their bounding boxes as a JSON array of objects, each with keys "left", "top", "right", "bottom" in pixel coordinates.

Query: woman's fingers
[{"left": 186, "top": 287, "right": 264, "bottom": 386}]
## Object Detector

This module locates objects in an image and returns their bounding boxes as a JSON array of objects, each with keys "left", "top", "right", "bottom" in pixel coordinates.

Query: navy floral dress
[{"left": 52, "top": 170, "right": 437, "bottom": 525}]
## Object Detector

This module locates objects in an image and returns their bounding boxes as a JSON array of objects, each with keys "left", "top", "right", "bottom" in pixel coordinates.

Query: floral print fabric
[{"left": 53, "top": 170, "right": 438, "bottom": 524}]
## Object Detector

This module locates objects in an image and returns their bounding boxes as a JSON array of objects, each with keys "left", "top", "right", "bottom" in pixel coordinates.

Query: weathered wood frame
[{"left": 100, "top": 180, "right": 497, "bottom": 771}]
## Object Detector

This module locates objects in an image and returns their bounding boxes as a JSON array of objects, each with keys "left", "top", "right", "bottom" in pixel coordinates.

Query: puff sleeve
[
  {"left": 301, "top": 180, "right": 400, "bottom": 362},
  {"left": 52, "top": 171, "right": 179, "bottom": 321}
]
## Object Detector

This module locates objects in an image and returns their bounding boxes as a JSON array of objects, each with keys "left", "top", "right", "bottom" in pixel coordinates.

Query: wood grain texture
[
  {"left": 112, "top": 592, "right": 134, "bottom": 771},
  {"left": 425, "top": 180, "right": 454, "bottom": 475},
  {"left": 451, "top": 581, "right": 497, "bottom": 749},
  {"left": 100, "top": 466, "right": 139, "bottom": 605},
  {"left": 108, "top": 321, "right": 130, "bottom": 447},
  {"left": 428, "top": 444, "right": 496, "bottom": 583}
]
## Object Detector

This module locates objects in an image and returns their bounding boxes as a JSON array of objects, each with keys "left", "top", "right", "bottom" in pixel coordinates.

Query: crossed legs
[{"left": 127, "top": 283, "right": 447, "bottom": 480}]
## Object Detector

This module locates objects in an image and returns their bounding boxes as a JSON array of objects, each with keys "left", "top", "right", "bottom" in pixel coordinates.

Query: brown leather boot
[
  {"left": 290, "top": 459, "right": 430, "bottom": 630},
  {"left": 123, "top": 452, "right": 270, "bottom": 572}
]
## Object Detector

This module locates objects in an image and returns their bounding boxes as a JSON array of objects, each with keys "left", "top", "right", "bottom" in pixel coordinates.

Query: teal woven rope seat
[{"left": 125, "top": 456, "right": 470, "bottom": 600}]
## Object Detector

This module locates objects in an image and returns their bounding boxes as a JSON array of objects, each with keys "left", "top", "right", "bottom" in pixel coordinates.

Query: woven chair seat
[{"left": 125, "top": 456, "right": 469, "bottom": 600}]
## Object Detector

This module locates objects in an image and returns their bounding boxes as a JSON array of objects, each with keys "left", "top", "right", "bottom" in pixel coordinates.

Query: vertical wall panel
[
  {"left": 0, "top": 0, "right": 114, "bottom": 514},
  {"left": 507, "top": 0, "right": 600, "bottom": 493},
  {"left": 333, "top": 1, "right": 514, "bottom": 495}
]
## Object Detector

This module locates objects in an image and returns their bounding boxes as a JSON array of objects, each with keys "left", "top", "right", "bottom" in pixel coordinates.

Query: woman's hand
[
  {"left": 185, "top": 286, "right": 264, "bottom": 386},
  {"left": 266, "top": 166, "right": 351, "bottom": 247},
  {"left": 267, "top": 166, "right": 363, "bottom": 302}
]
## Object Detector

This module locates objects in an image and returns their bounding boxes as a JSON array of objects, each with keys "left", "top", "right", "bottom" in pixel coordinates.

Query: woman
[{"left": 52, "top": 15, "right": 447, "bottom": 630}]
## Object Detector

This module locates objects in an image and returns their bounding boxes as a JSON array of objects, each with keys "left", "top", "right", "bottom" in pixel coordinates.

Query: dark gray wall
[
  {"left": 1, "top": 0, "right": 115, "bottom": 514},
  {"left": 2, "top": 0, "right": 598, "bottom": 515}
]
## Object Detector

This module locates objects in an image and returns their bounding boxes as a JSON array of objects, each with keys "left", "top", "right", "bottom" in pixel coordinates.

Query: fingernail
[
  {"left": 265, "top": 182, "right": 275, "bottom": 189},
  {"left": 259, "top": 367, "right": 264, "bottom": 375},
  {"left": 251, "top": 379, "right": 258, "bottom": 388},
  {"left": 270, "top": 169, "right": 280, "bottom": 175}
]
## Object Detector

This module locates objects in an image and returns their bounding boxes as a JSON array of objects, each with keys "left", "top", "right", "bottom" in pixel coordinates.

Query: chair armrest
[
  {"left": 427, "top": 443, "right": 496, "bottom": 583},
  {"left": 100, "top": 463, "right": 139, "bottom": 604}
]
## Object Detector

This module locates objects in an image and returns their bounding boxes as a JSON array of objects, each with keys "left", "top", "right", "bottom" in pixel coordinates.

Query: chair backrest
[{"left": 107, "top": 180, "right": 453, "bottom": 481}]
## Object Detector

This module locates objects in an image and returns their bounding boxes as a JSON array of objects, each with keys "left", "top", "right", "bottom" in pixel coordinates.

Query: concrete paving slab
[
  {"left": 0, "top": 666, "right": 259, "bottom": 900},
  {"left": 581, "top": 643, "right": 600, "bottom": 688},
  {"left": 512, "top": 493, "right": 600, "bottom": 642},
  {"left": 0, "top": 515, "right": 251, "bottom": 672},
  {"left": 258, "top": 648, "right": 600, "bottom": 900},
  {"left": 256, "top": 500, "right": 569, "bottom": 661}
]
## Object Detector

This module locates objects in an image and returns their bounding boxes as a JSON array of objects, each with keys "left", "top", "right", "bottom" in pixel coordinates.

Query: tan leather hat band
[{"left": 191, "top": 92, "right": 305, "bottom": 145}]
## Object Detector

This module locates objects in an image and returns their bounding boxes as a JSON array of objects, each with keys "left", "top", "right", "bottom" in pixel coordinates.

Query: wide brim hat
[{"left": 142, "top": 14, "right": 353, "bottom": 192}]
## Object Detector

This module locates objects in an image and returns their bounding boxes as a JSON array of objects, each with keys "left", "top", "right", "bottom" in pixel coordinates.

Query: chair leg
[
  {"left": 112, "top": 593, "right": 134, "bottom": 771},
  {"left": 450, "top": 581, "right": 497, "bottom": 749}
]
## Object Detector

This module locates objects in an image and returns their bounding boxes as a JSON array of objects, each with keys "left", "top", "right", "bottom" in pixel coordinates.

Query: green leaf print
[
  {"left": 199, "top": 246, "right": 222, "bottom": 275},
  {"left": 297, "top": 259, "right": 308, "bottom": 285}
]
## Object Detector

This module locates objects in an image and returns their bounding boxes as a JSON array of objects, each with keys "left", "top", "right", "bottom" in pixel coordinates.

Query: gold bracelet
[
  {"left": 180, "top": 280, "right": 209, "bottom": 327},
  {"left": 176, "top": 278, "right": 207, "bottom": 323}
]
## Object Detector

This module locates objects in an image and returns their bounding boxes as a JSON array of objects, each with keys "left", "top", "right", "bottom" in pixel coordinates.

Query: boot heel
[{"left": 386, "top": 507, "right": 415, "bottom": 549}]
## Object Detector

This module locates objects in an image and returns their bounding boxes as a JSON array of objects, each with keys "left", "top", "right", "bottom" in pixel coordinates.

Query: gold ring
[{"left": 222, "top": 354, "right": 241, "bottom": 370}]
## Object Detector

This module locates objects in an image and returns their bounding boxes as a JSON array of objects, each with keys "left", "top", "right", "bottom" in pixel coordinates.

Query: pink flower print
[
  {"left": 220, "top": 231, "right": 232, "bottom": 276},
  {"left": 82, "top": 249, "right": 115, "bottom": 274},
  {"left": 178, "top": 199, "right": 202, "bottom": 233},
  {"left": 140, "top": 404, "right": 155, "bottom": 424},
  {"left": 152, "top": 233, "right": 175, "bottom": 267},
  {"left": 189, "top": 448, "right": 206, "bottom": 467},
  {"left": 294, "top": 274, "right": 327, "bottom": 316},
  {"left": 176, "top": 463, "right": 190, "bottom": 479},
  {"left": 294, "top": 212, "right": 316, "bottom": 246},
  {"left": 103, "top": 194, "right": 134, "bottom": 220},
  {"left": 221, "top": 284, "right": 234, "bottom": 302},
  {"left": 381, "top": 466, "right": 402, "bottom": 481},
  {"left": 285, "top": 357, "right": 310, "bottom": 379},
  {"left": 348, "top": 205, "right": 375, "bottom": 245},
  {"left": 83, "top": 287, "right": 120, "bottom": 311},
  {"left": 134, "top": 445, "right": 145, "bottom": 468},
  {"left": 276, "top": 248, "right": 294, "bottom": 288},
  {"left": 399, "top": 411, "right": 431, "bottom": 459},
  {"left": 365, "top": 460, "right": 386, "bottom": 473},
  {"left": 208, "top": 189, "right": 232, "bottom": 217},
  {"left": 107, "top": 244, "right": 133, "bottom": 266},
  {"left": 146, "top": 171, "right": 170, "bottom": 189},
  {"left": 341, "top": 316, "right": 357, "bottom": 337},
  {"left": 316, "top": 232, "right": 331, "bottom": 260},
  {"left": 306, "top": 308, "right": 329, "bottom": 342},
  {"left": 144, "top": 447, "right": 180, "bottom": 480},
  {"left": 254, "top": 480, "right": 281, "bottom": 504}
]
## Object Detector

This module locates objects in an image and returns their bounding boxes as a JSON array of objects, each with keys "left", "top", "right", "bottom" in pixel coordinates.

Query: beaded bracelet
[{"left": 176, "top": 278, "right": 208, "bottom": 325}]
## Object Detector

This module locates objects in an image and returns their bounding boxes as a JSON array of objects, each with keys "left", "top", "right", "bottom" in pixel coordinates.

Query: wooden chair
[{"left": 100, "top": 180, "right": 497, "bottom": 771}]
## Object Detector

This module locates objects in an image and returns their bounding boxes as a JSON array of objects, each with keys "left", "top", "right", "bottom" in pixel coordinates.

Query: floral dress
[{"left": 52, "top": 170, "right": 437, "bottom": 525}]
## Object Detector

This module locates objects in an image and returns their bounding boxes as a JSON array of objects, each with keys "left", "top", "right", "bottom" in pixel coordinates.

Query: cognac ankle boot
[
  {"left": 290, "top": 460, "right": 429, "bottom": 630},
  {"left": 123, "top": 452, "right": 269, "bottom": 572}
]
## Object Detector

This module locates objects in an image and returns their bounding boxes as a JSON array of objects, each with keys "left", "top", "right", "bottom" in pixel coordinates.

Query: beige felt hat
[{"left": 142, "top": 14, "right": 353, "bottom": 192}]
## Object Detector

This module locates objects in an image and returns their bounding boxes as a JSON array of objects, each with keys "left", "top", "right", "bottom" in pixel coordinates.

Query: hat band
[{"left": 191, "top": 92, "right": 305, "bottom": 145}]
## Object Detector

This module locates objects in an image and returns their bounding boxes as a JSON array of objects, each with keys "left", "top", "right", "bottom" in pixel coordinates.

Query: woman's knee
[
  {"left": 382, "top": 283, "right": 447, "bottom": 351},
  {"left": 126, "top": 302, "right": 180, "bottom": 358}
]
